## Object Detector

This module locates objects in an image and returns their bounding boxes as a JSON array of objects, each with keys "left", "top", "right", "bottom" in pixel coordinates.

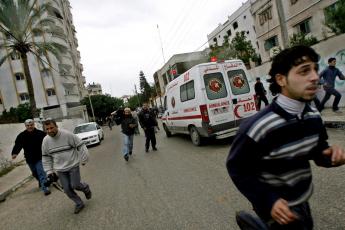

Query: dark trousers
[
  {"left": 319, "top": 88, "right": 342, "bottom": 111},
  {"left": 57, "top": 166, "right": 90, "bottom": 206},
  {"left": 257, "top": 94, "right": 269, "bottom": 111},
  {"left": 144, "top": 127, "right": 156, "bottom": 150},
  {"left": 256, "top": 202, "right": 313, "bottom": 230},
  {"left": 27, "top": 160, "right": 48, "bottom": 192}
]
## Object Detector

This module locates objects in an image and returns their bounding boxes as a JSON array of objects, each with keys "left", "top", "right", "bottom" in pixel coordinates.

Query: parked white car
[{"left": 73, "top": 122, "right": 104, "bottom": 146}]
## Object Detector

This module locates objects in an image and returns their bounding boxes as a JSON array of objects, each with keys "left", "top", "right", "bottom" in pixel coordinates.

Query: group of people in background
[{"left": 254, "top": 57, "right": 344, "bottom": 113}]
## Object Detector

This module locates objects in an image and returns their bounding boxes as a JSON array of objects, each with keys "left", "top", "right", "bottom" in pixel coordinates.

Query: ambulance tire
[
  {"left": 163, "top": 124, "right": 172, "bottom": 137},
  {"left": 189, "top": 126, "right": 203, "bottom": 146}
]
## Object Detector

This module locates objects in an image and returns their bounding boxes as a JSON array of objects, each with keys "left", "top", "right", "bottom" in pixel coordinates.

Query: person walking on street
[
  {"left": 318, "top": 57, "right": 345, "bottom": 113},
  {"left": 138, "top": 103, "right": 158, "bottom": 152},
  {"left": 121, "top": 108, "right": 137, "bottom": 161},
  {"left": 226, "top": 46, "right": 345, "bottom": 229},
  {"left": 254, "top": 77, "right": 269, "bottom": 110},
  {"left": 131, "top": 108, "right": 140, "bottom": 135},
  {"left": 107, "top": 116, "right": 113, "bottom": 130},
  {"left": 11, "top": 119, "right": 51, "bottom": 196},
  {"left": 42, "top": 119, "right": 92, "bottom": 214}
]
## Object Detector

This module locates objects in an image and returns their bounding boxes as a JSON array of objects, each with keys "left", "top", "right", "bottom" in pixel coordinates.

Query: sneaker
[
  {"left": 145, "top": 149, "right": 149, "bottom": 153},
  {"left": 85, "top": 190, "right": 92, "bottom": 200},
  {"left": 152, "top": 147, "right": 157, "bottom": 151},
  {"left": 74, "top": 204, "right": 85, "bottom": 214},
  {"left": 129, "top": 151, "right": 132, "bottom": 155},
  {"left": 124, "top": 154, "right": 129, "bottom": 161},
  {"left": 44, "top": 189, "right": 51, "bottom": 196}
]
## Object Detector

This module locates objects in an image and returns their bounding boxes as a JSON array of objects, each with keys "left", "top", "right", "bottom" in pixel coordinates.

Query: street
[{"left": 0, "top": 124, "right": 344, "bottom": 230}]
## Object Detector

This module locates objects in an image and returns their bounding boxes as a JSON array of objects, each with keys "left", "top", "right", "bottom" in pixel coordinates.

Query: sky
[{"left": 70, "top": 0, "right": 247, "bottom": 97}]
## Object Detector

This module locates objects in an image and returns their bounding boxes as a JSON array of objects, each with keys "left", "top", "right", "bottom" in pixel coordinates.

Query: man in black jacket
[
  {"left": 254, "top": 77, "right": 269, "bottom": 110},
  {"left": 121, "top": 108, "right": 137, "bottom": 161},
  {"left": 12, "top": 119, "right": 51, "bottom": 195},
  {"left": 138, "top": 103, "right": 158, "bottom": 152}
]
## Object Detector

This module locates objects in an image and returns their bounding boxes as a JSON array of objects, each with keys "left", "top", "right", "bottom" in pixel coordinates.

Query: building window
[
  {"left": 46, "top": 89, "right": 56, "bottom": 96},
  {"left": 264, "top": 36, "right": 279, "bottom": 51},
  {"left": 19, "top": 93, "right": 29, "bottom": 102},
  {"left": 291, "top": 0, "right": 298, "bottom": 4},
  {"left": 259, "top": 7, "right": 272, "bottom": 25},
  {"left": 296, "top": 18, "right": 311, "bottom": 34},
  {"left": 41, "top": 69, "right": 51, "bottom": 78},
  {"left": 256, "top": 41, "right": 259, "bottom": 49},
  {"left": 213, "top": 37, "right": 217, "bottom": 43},
  {"left": 227, "top": 29, "right": 232, "bottom": 36},
  {"left": 243, "top": 15, "right": 246, "bottom": 19},
  {"left": 15, "top": 73, "right": 25, "bottom": 81},
  {"left": 233, "top": 21, "right": 238, "bottom": 30},
  {"left": 10, "top": 51, "right": 20, "bottom": 60},
  {"left": 246, "top": 31, "right": 250, "bottom": 35}
]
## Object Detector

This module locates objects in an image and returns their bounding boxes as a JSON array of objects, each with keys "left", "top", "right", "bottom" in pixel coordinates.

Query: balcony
[
  {"left": 61, "top": 74, "right": 77, "bottom": 88},
  {"left": 65, "top": 94, "right": 80, "bottom": 103}
]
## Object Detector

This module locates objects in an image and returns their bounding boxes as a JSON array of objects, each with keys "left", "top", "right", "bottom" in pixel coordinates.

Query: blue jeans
[
  {"left": 122, "top": 134, "right": 134, "bottom": 156},
  {"left": 27, "top": 160, "right": 49, "bottom": 192},
  {"left": 320, "top": 87, "right": 342, "bottom": 111}
]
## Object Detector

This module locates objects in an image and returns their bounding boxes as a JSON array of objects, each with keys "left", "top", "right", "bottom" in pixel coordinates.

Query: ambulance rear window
[
  {"left": 227, "top": 69, "right": 250, "bottom": 95},
  {"left": 203, "top": 72, "right": 228, "bottom": 100}
]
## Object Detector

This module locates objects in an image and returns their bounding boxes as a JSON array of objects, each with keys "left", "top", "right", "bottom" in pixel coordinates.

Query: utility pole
[
  {"left": 275, "top": 0, "right": 289, "bottom": 49},
  {"left": 157, "top": 24, "right": 166, "bottom": 64},
  {"left": 87, "top": 90, "right": 96, "bottom": 122}
]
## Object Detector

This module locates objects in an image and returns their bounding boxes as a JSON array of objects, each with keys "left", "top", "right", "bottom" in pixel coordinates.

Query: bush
[
  {"left": 0, "top": 103, "right": 39, "bottom": 124},
  {"left": 288, "top": 33, "right": 318, "bottom": 47}
]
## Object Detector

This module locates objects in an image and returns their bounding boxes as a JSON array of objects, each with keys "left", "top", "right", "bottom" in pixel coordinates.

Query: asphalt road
[{"left": 0, "top": 124, "right": 344, "bottom": 230}]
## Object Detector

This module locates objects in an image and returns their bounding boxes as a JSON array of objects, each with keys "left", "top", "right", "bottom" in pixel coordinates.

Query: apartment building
[
  {"left": 0, "top": 0, "right": 86, "bottom": 118},
  {"left": 87, "top": 83, "right": 103, "bottom": 96},
  {"left": 251, "top": 0, "right": 339, "bottom": 62},
  {"left": 207, "top": 0, "right": 258, "bottom": 52},
  {"left": 153, "top": 50, "right": 209, "bottom": 95}
]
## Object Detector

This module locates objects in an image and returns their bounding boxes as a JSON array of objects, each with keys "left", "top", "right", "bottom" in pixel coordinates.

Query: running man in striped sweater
[{"left": 227, "top": 46, "right": 345, "bottom": 229}]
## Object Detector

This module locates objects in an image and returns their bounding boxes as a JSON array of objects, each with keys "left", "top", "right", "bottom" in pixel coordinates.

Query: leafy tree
[
  {"left": 288, "top": 32, "right": 318, "bottom": 47},
  {"left": 139, "top": 71, "right": 152, "bottom": 103},
  {"left": 80, "top": 94, "right": 123, "bottom": 119},
  {"left": 229, "top": 31, "right": 256, "bottom": 65},
  {"left": 324, "top": 0, "right": 345, "bottom": 34},
  {"left": 126, "top": 94, "right": 142, "bottom": 109},
  {"left": 0, "top": 0, "right": 67, "bottom": 117},
  {"left": 0, "top": 103, "right": 38, "bottom": 123}
]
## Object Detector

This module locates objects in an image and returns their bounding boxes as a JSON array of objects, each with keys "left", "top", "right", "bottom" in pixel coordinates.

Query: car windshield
[{"left": 74, "top": 124, "right": 97, "bottom": 134}]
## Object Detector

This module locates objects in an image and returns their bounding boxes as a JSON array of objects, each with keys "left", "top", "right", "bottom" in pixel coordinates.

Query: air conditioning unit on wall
[{"left": 269, "top": 46, "right": 281, "bottom": 58}]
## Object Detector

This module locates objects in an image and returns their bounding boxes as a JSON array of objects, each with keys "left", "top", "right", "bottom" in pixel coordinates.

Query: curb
[{"left": 0, "top": 175, "right": 32, "bottom": 202}]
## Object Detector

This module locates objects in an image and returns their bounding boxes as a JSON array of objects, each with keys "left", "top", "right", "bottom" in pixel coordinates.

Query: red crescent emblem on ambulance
[
  {"left": 234, "top": 104, "right": 242, "bottom": 118},
  {"left": 209, "top": 79, "right": 222, "bottom": 92}
]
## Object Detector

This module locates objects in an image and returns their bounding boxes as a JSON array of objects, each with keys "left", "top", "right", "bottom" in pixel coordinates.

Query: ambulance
[{"left": 161, "top": 60, "right": 257, "bottom": 146}]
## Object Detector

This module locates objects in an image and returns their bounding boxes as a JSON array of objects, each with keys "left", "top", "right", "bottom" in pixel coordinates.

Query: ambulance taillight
[{"left": 199, "top": 104, "right": 209, "bottom": 122}]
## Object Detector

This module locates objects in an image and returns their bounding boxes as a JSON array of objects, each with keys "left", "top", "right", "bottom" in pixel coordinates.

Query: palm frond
[
  {"left": 32, "top": 42, "right": 67, "bottom": 62},
  {"left": 0, "top": 52, "right": 11, "bottom": 66}
]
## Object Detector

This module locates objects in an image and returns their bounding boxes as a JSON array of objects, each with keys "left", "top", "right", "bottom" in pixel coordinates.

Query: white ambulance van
[{"left": 161, "top": 60, "right": 257, "bottom": 146}]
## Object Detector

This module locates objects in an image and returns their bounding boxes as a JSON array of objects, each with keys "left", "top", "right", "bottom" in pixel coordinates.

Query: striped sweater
[
  {"left": 226, "top": 100, "right": 332, "bottom": 216},
  {"left": 42, "top": 129, "right": 89, "bottom": 173}
]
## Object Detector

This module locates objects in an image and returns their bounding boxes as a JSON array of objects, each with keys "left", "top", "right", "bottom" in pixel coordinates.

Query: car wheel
[
  {"left": 163, "top": 124, "right": 172, "bottom": 137},
  {"left": 189, "top": 126, "right": 202, "bottom": 146},
  {"left": 102, "top": 133, "right": 104, "bottom": 140},
  {"left": 97, "top": 135, "right": 102, "bottom": 145}
]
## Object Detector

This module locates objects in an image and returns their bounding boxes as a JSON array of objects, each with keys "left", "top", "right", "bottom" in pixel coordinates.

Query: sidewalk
[{"left": 0, "top": 108, "right": 344, "bottom": 202}]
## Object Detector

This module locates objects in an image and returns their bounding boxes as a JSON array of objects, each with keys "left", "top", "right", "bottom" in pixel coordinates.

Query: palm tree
[{"left": 0, "top": 0, "right": 67, "bottom": 116}]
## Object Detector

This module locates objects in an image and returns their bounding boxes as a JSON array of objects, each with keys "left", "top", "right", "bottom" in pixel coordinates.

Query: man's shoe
[
  {"left": 44, "top": 189, "right": 51, "bottom": 196},
  {"left": 124, "top": 154, "right": 129, "bottom": 161},
  {"left": 85, "top": 190, "right": 92, "bottom": 200},
  {"left": 74, "top": 204, "right": 85, "bottom": 214},
  {"left": 145, "top": 149, "right": 149, "bottom": 153},
  {"left": 152, "top": 147, "right": 157, "bottom": 151},
  {"left": 333, "top": 109, "right": 342, "bottom": 113},
  {"left": 129, "top": 151, "right": 132, "bottom": 155}
]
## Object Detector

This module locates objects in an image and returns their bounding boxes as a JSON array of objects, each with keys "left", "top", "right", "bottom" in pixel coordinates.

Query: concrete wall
[
  {"left": 0, "top": 118, "right": 85, "bottom": 170},
  {"left": 248, "top": 34, "right": 345, "bottom": 107}
]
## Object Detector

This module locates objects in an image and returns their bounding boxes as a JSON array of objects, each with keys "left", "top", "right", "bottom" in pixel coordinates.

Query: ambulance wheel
[
  {"left": 163, "top": 124, "right": 172, "bottom": 137},
  {"left": 190, "top": 126, "right": 202, "bottom": 146}
]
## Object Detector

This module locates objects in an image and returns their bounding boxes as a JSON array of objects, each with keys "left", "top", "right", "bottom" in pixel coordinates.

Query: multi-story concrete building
[
  {"left": 0, "top": 0, "right": 86, "bottom": 118},
  {"left": 87, "top": 83, "right": 103, "bottom": 96},
  {"left": 251, "top": 0, "right": 338, "bottom": 63},
  {"left": 207, "top": 0, "right": 258, "bottom": 53},
  {"left": 153, "top": 50, "right": 209, "bottom": 96}
]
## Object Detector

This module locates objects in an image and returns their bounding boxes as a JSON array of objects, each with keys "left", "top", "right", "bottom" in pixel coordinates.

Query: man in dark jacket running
[
  {"left": 318, "top": 57, "right": 345, "bottom": 112},
  {"left": 138, "top": 103, "right": 158, "bottom": 152},
  {"left": 12, "top": 119, "right": 50, "bottom": 195},
  {"left": 121, "top": 108, "right": 137, "bottom": 161},
  {"left": 254, "top": 77, "right": 269, "bottom": 110}
]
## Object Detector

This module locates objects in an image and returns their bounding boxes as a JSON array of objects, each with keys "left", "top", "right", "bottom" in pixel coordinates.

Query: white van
[{"left": 161, "top": 60, "right": 257, "bottom": 146}]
